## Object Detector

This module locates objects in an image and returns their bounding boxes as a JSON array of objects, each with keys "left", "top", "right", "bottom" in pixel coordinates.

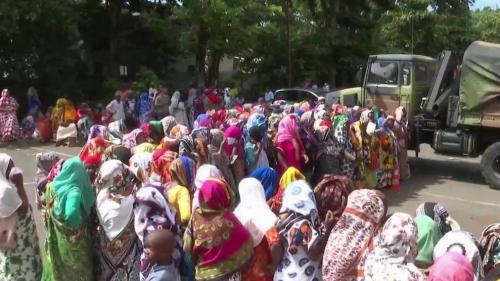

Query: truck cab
[{"left": 335, "top": 54, "right": 436, "bottom": 120}]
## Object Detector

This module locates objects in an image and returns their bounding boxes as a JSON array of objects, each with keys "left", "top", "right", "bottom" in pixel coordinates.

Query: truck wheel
[{"left": 480, "top": 142, "right": 500, "bottom": 190}]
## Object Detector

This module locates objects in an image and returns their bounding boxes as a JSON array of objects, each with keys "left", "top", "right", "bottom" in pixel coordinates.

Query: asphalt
[{"left": 0, "top": 141, "right": 498, "bottom": 243}]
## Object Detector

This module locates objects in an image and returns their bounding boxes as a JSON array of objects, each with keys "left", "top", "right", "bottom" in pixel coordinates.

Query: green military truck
[{"left": 330, "top": 41, "right": 500, "bottom": 189}]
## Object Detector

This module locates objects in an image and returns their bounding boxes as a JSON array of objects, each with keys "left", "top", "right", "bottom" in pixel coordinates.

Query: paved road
[{"left": 0, "top": 141, "right": 498, "bottom": 242}]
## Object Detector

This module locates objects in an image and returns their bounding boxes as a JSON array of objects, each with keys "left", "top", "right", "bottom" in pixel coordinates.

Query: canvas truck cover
[{"left": 460, "top": 41, "right": 500, "bottom": 111}]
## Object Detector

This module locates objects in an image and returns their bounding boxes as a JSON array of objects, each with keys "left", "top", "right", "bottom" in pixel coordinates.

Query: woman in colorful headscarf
[
  {"left": 191, "top": 164, "right": 226, "bottom": 212},
  {"left": 322, "top": 189, "right": 387, "bottom": 281},
  {"left": 364, "top": 213, "right": 425, "bottom": 281},
  {"left": 87, "top": 124, "right": 110, "bottom": 144},
  {"left": 415, "top": 215, "right": 442, "bottom": 269},
  {"left": 351, "top": 109, "right": 378, "bottom": 188},
  {"left": 250, "top": 167, "right": 278, "bottom": 201},
  {"left": 160, "top": 116, "right": 177, "bottom": 137},
  {"left": 94, "top": 160, "right": 141, "bottom": 281},
  {"left": 80, "top": 136, "right": 107, "bottom": 162},
  {"left": 169, "top": 124, "right": 190, "bottom": 139},
  {"left": 166, "top": 156, "right": 196, "bottom": 227},
  {"left": 234, "top": 178, "right": 279, "bottom": 281},
  {"left": 137, "top": 91, "right": 153, "bottom": 123},
  {"left": 416, "top": 202, "right": 460, "bottom": 236},
  {"left": 129, "top": 152, "right": 152, "bottom": 184},
  {"left": 433, "top": 230, "right": 484, "bottom": 281},
  {"left": 274, "top": 180, "right": 335, "bottom": 281},
  {"left": 394, "top": 106, "right": 410, "bottom": 180},
  {"left": 51, "top": 98, "right": 78, "bottom": 145},
  {"left": 134, "top": 170, "right": 182, "bottom": 280},
  {"left": 313, "top": 175, "right": 352, "bottom": 223},
  {"left": 184, "top": 178, "right": 253, "bottom": 281},
  {"left": 27, "top": 86, "right": 43, "bottom": 117},
  {"left": 0, "top": 89, "right": 20, "bottom": 142},
  {"left": 269, "top": 167, "right": 305, "bottom": 213},
  {"left": 334, "top": 113, "right": 359, "bottom": 180},
  {"left": 208, "top": 129, "right": 237, "bottom": 192},
  {"left": 193, "top": 113, "right": 213, "bottom": 130},
  {"left": 480, "top": 223, "right": 500, "bottom": 274},
  {"left": 312, "top": 116, "right": 342, "bottom": 185},
  {"left": 0, "top": 153, "right": 42, "bottom": 281},
  {"left": 428, "top": 252, "right": 474, "bottom": 281},
  {"left": 274, "top": 114, "right": 306, "bottom": 176},
  {"left": 224, "top": 125, "right": 246, "bottom": 184},
  {"left": 42, "top": 157, "right": 95, "bottom": 281},
  {"left": 122, "top": 128, "right": 146, "bottom": 149},
  {"left": 376, "top": 115, "right": 400, "bottom": 190}
]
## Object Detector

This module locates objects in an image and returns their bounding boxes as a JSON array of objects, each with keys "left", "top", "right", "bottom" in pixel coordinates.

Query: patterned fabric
[
  {"left": 87, "top": 125, "right": 110, "bottom": 144},
  {"left": 79, "top": 137, "right": 107, "bottom": 163},
  {"left": 322, "top": 189, "right": 387, "bottom": 281},
  {"left": 433, "top": 230, "right": 484, "bottom": 281},
  {"left": 416, "top": 202, "right": 454, "bottom": 235},
  {"left": 274, "top": 180, "right": 322, "bottom": 281},
  {"left": 0, "top": 208, "right": 42, "bottom": 281},
  {"left": 160, "top": 116, "right": 177, "bottom": 136},
  {"left": 42, "top": 185, "right": 94, "bottom": 281},
  {"left": 0, "top": 89, "right": 20, "bottom": 141},
  {"left": 169, "top": 156, "right": 196, "bottom": 188},
  {"left": 269, "top": 167, "right": 305, "bottom": 213},
  {"left": 364, "top": 213, "right": 425, "bottom": 281},
  {"left": 313, "top": 174, "right": 352, "bottom": 222},
  {"left": 184, "top": 178, "right": 252, "bottom": 281},
  {"left": 122, "top": 129, "right": 144, "bottom": 149},
  {"left": 480, "top": 223, "right": 500, "bottom": 274},
  {"left": 192, "top": 165, "right": 225, "bottom": 212}
]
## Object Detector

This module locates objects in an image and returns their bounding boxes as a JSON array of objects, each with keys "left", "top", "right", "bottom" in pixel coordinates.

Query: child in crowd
[
  {"left": 144, "top": 229, "right": 180, "bottom": 281},
  {"left": 245, "top": 126, "right": 269, "bottom": 173}
]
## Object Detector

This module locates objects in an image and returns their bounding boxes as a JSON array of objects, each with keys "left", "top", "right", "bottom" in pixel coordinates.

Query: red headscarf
[{"left": 79, "top": 137, "right": 107, "bottom": 162}]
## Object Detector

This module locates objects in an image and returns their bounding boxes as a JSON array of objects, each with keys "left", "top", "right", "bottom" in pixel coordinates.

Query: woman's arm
[
  {"left": 64, "top": 189, "right": 83, "bottom": 229},
  {"left": 10, "top": 171, "right": 29, "bottom": 214},
  {"left": 276, "top": 148, "right": 288, "bottom": 171},
  {"left": 177, "top": 186, "right": 192, "bottom": 226}
]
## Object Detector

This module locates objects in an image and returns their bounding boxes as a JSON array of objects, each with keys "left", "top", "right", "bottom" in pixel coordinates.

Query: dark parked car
[{"left": 274, "top": 88, "right": 339, "bottom": 106}]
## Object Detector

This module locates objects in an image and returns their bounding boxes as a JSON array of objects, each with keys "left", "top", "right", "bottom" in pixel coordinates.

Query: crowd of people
[{"left": 0, "top": 84, "right": 499, "bottom": 281}]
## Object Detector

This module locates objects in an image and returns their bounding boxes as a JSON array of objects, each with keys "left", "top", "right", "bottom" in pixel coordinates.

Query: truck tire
[{"left": 480, "top": 142, "right": 500, "bottom": 190}]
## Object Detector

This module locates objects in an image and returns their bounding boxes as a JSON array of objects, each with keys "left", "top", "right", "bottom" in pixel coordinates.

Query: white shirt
[{"left": 106, "top": 100, "right": 125, "bottom": 121}]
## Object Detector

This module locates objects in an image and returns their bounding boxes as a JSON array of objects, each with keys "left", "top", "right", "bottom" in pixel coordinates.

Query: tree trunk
[
  {"left": 108, "top": 0, "right": 121, "bottom": 79},
  {"left": 195, "top": 24, "right": 210, "bottom": 87},
  {"left": 207, "top": 51, "right": 221, "bottom": 87}
]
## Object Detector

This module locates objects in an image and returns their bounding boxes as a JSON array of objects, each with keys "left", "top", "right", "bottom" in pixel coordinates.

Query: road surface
[{"left": 0, "top": 141, "right": 498, "bottom": 243}]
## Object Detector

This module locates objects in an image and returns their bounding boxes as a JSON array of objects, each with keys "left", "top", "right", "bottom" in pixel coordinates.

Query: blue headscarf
[
  {"left": 137, "top": 92, "right": 152, "bottom": 123},
  {"left": 180, "top": 156, "right": 194, "bottom": 187},
  {"left": 377, "top": 116, "right": 391, "bottom": 133},
  {"left": 250, "top": 167, "right": 278, "bottom": 200}
]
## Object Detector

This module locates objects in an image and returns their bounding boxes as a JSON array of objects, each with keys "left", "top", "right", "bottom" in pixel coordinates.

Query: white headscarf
[
  {"left": 280, "top": 180, "right": 318, "bottom": 217},
  {"left": 129, "top": 152, "right": 152, "bottom": 183},
  {"left": 0, "top": 154, "right": 22, "bottom": 218},
  {"left": 192, "top": 164, "right": 224, "bottom": 211},
  {"left": 95, "top": 160, "right": 135, "bottom": 240},
  {"left": 234, "top": 178, "right": 277, "bottom": 247}
]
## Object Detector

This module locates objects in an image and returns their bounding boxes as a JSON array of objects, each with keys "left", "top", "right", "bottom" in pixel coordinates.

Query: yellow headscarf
[{"left": 279, "top": 167, "right": 305, "bottom": 191}]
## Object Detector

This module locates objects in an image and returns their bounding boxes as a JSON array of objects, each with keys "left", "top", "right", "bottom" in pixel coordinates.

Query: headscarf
[
  {"left": 87, "top": 125, "right": 110, "bottom": 144},
  {"left": 249, "top": 167, "right": 278, "bottom": 200},
  {"left": 280, "top": 180, "right": 318, "bottom": 217},
  {"left": 169, "top": 156, "right": 196, "bottom": 188},
  {"left": 50, "top": 157, "right": 96, "bottom": 228},
  {"left": 79, "top": 137, "right": 107, "bottom": 162},
  {"left": 158, "top": 116, "right": 175, "bottom": 137},
  {"left": 275, "top": 114, "right": 302, "bottom": 145},
  {"left": 415, "top": 215, "right": 442, "bottom": 268},
  {"left": 313, "top": 175, "right": 352, "bottom": 222},
  {"left": 179, "top": 136, "right": 197, "bottom": 160},
  {"left": 416, "top": 202, "right": 458, "bottom": 235},
  {"left": 0, "top": 153, "right": 22, "bottom": 218},
  {"left": 149, "top": 120, "right": 164, "bottom": 136},
  {"left": 245, "top": 113, "right": 267, "bottom": 136},
  {"left": 234, "top": 178, "right": 277, "bottom": 246},
  {"left": 223, "top": 125, "right": 244, "bottom": 156},
  {"left": 192, "top": 165, "right": 224, "bottom": 211},
  {"left": 428, "top": 252, "right": 474, "bottom": 281},
  {"left": 193, "top": 114, "right": 213, "bottom": 130},
  {"left": 129, "top": 152, "right": 152, "bottom": 183},
  {"left": 364, "top": 213, "right": 424, "bottom": 281},
  {"left": 480, "top": 223, "right": 500, "bottom": 273},
  {"left": 322, "top": 189, "right": 387, "bottom": 281},
  {"left": 185, "top": 177, "right": 251, "bottom": 273},
  {"left": 269, "top": 167, "right": 305, "bottom": 213},
  {"left": 169, "top": 125, "right": 189, "bottom": 139},
  {"left": 122, "top": 128, "right": 144, "bottom": 149},
  {"left": 133, "top": 142, "right": 156, "bottom": 154},
  {"left": 152, "top": 149, "right": 178, "bottom": 183},
  {"left": 95, "top": 160, "right": 137, "bottom": 240},
  {"left": 433, "top": 230, "right": 484, "bottom": 281}
]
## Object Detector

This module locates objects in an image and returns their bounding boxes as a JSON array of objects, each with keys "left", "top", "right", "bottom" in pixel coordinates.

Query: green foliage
[
  {"left": 471, "top": 8, "right": 500, "bottom": 43},
  {"left": 131, "top": 67, "right": 162, "bottom": 92}
]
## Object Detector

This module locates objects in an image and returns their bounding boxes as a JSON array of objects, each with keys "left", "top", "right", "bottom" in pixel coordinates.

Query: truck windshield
[{"left": 367, "top": 61, "right": 399, "bottom": 85}]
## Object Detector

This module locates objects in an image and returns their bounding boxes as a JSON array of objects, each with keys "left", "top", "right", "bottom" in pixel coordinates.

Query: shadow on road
[{"left": 384, "top": 155, "right": 486, "bottom": 208}]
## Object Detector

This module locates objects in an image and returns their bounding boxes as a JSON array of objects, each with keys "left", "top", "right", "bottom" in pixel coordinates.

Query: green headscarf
[
  {"left": 149, "top": 120, "right": 164, "bottom": 136},
  {"left": 51, "top": 157, "right": 95, "bottom": 229},
  {"left": 333, "top": 114, "right": 349, "bottom": 130},
  {"left": 415, "top": 215, "right": 442, "bottom": 268}
]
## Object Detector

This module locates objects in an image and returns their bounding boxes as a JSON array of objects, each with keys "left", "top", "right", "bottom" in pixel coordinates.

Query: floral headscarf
[
  {"left": 364, "top": 213, "right": 424, "bottom": 281},
  {"left": 313, "top": 175, "right": 352, "bottom": 222},
  {"left": 480, "top": 223, "right": 500, "bottom": 273},
  {"left": 169, "top": 156, "right": 196, "bottom": 188}
]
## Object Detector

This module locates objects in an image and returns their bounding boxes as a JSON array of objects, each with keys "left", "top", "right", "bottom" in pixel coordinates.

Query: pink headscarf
[
  {"left": 428, "top": 252, "right": 474, "bottom": 281},
  {"left": 224, "top": 125, "right": 244, "bottom": 156},
  {"left": 275, "top": 114, "right": 301, "bottom": 144},
  {"left": 122, "top": 129, "right": 144, "bottom": 149}
]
